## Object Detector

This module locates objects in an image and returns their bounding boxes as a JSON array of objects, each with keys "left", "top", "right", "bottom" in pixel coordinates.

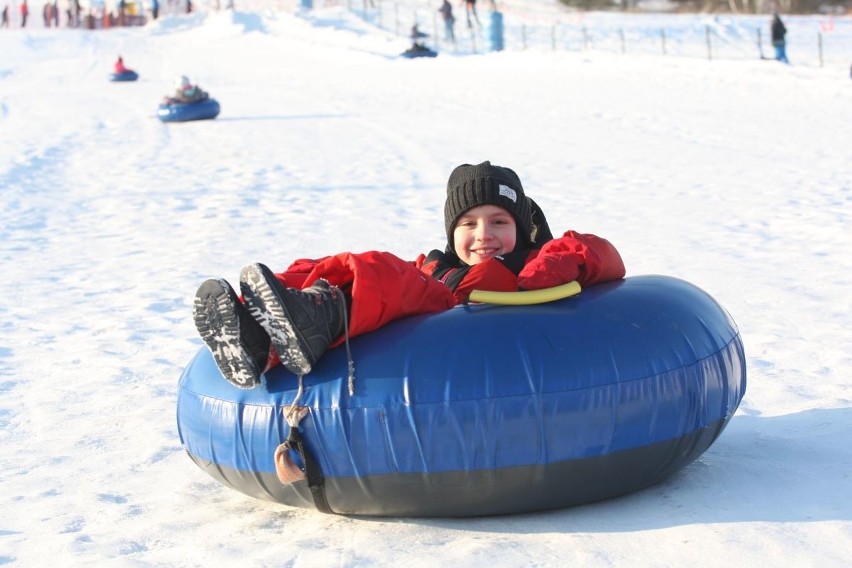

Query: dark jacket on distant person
[{"left": 771, "top": 15, "right": 787, "bottom": 45}]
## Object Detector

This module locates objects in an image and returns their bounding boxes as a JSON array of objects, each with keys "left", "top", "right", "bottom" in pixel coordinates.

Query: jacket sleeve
[
  {"left": 451, "top": 257, "right": 523, "bottom": 302},
  {"left": 417, "top": 250, "right": 522, "bottom": 303},
  {"left": 517, "top": 230, "right": 625, "bottom": 290}
]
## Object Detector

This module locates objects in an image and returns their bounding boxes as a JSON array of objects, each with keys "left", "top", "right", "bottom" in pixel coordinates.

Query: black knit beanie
[{"left": 444, "top": 161, "right": 532, "bottom": 250}]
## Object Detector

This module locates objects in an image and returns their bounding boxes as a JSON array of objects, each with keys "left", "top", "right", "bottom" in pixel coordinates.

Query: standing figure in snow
[
  {"left": 771, "top": 13, "right": 789, "bottom": 64},
  {"left": 192, "top": 161, "right": 627, "bottom": 389},
  {"left": 439, "top": 0, "right": 455, "bottom": 43},
  {"left": 2, "top": 4, "right": 9, "bottom": 27},
  {"left": 461, "top": 0, "right": 479, "bottom": 29}
]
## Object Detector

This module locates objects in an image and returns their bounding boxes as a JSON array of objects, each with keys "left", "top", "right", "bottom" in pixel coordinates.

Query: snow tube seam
[{"left": 226, "top": 332, "right": 741, "bottom": 410}]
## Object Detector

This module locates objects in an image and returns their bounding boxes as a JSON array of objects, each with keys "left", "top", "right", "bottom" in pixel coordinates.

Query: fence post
[
  {"left": 757, "top": 28, "right": 764, "bottom": 59},
  {"left": 551, "top": 25, "right": 556, "bottom": 51},
  {"left": 521, "top": 24, "right": 526, "bottom": 51},
  {"left": 583, "top": 26, "right": 590, "bottom": 50},
  {"left": 619, "top": 28, "right": 625, "bottom": 54},
  {"left": 818, "top": 32, "right": 824, "bottom": 67},
  {"left": 705, "top": 25, "right": 712, "bottom": 61},
  {"left": 661, "top": 28, "right": 666, "bottom": 55},
  {"left": 433, "top": 12, "right": 438, "bottom": 49}
]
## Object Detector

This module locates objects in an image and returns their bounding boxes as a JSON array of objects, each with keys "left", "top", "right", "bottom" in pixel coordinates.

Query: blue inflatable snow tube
[
  {"left": 176, "top": 275, "right": 746, "bottom": 517},
  {"left": 400, "top": 47, "right": 438, "bottom": 59},
  {"left": 110, "top": 70, "right": 139, "bottom": 82},
  {"left": 157, "top": 98, "right": 220, "bottom": 123}
]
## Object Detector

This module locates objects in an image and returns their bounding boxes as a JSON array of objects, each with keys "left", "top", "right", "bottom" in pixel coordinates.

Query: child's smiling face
[{"left": 452, "top": 204, "right": 517, "bottom": 265}]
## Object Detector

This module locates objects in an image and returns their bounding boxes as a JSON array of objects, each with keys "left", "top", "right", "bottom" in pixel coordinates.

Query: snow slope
[{"left": 1, "top": 5, "right": 851, "bottom": 566}]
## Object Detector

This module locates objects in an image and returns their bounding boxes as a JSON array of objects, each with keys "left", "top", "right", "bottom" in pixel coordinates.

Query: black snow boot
[
  {"left": 193, "top": 278, "right": 271, "bottom": 389},
  {"left": 239, "top": 263, "right": 345, "bottom": 377}
]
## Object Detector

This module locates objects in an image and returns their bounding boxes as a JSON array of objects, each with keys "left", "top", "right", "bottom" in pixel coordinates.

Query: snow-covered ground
[{"left": 1, "top": 4, "right": 851, "bottom": 566}]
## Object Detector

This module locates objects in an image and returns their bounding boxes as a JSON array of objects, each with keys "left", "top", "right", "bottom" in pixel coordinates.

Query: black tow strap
[{"left": 285, "top": 425, "right": 333, "bottom": 514}]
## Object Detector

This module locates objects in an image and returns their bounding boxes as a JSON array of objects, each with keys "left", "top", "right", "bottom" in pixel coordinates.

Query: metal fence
[
  {"left": 8, "top": 0, "right": 848, "bottom": 67},
  {"left": 337, "top": 1, "right": 852, "bottom": 67}
]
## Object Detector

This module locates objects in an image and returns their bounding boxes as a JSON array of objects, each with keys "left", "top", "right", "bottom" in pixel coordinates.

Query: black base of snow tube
[
  {"left": 400, "top": 46, "right": 438, "bottom": 59},
  {"left": 184, "top": 415, "right": 729, "bottom": 517}
]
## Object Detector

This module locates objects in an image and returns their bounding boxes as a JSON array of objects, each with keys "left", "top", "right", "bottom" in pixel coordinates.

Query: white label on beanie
[{"left": 498, "top": 184, "right": 517, "bottom": 203}]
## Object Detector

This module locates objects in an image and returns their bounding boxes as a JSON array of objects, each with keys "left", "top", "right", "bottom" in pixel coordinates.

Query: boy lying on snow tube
[
  {"left": 183, "top": 162, "right": 745, "bottom": 516},
  {"left": 191, "top": 160, "right": 626, "bottom": 392}
]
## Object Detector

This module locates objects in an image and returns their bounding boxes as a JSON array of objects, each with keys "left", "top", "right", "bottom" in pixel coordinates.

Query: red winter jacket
[
  {"left": 271, "top": 252, "right": 456, "bottom": 343},
  {"left": 268, "top": 231, "right": 624, "bottom": 345},
  {"left": 416, "top": 230, "right": 625, "bottom": 304}
]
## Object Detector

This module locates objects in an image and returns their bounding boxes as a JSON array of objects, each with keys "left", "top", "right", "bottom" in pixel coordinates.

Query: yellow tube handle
[{"left": 468, "top": 281, "right": 582, "bottom": 305}]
